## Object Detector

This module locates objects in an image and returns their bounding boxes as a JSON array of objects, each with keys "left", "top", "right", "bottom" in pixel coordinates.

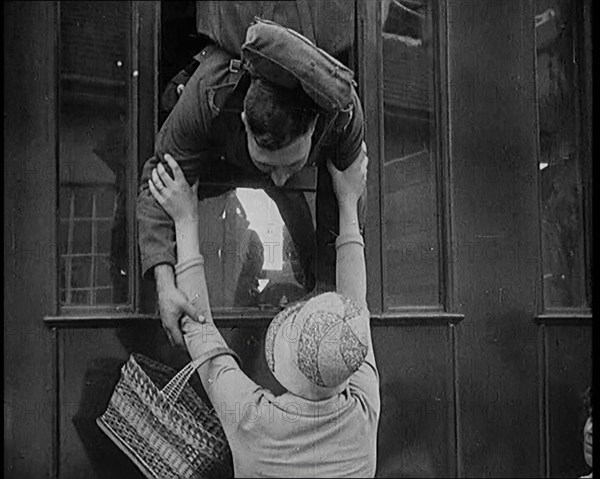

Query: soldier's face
[{"left": 241, "top": 112, "right": 315, "bottom": 187}]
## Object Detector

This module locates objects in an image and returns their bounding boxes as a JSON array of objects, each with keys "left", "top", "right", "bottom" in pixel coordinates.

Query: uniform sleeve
[
  {"left": 327, "top": 86, "right": 365, "bottom": 171},
  {"left": 136, "top": 63, "right": 213, "bottom": 277}
]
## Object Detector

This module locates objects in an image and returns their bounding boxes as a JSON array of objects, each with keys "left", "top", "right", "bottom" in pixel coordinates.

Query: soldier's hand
[
  {"left": 157, "top": 286, "right": 198, "bottom": 348},
  {"left": 327, "top": 142, "right": 368, "bottom": 206}
]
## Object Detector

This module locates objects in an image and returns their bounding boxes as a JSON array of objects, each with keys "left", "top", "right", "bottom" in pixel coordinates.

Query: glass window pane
[
  {"left": 69, "top": 257, "right": 92, "bottom": 291},
  {"left": 381, "top": 0, "right": 440, "bottom": 307},
  {"left": 196, "top": 188, "right": 316, "bottom": 310},
  {"left": 58, "top": 1, "right": 132, "bottom": 306},
  {"left": 535, "top": 0, "right": 587, "bottom": 308},
  {"left": 71, "top": 221, "right": 92, "bottom": 254}
]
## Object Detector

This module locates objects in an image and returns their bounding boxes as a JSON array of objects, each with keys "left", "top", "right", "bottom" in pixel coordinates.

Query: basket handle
[{"left": 161, "top": 347, "right": 240, "bottom": 404}]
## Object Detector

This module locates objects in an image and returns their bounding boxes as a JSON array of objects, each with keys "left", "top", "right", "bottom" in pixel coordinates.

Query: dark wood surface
[
  {"left": 55, "top": 323, "right": 457, "bottom": 478},
  {"left": 3, "top": 1, "right": 592, "bottom": 478},
  {"left": 4, "top": 2, "right": 58, "bottom": 478},
  {"left": 545, "top": 323, "right": 593, "bottom": 478},
  {"left": 447, "top": 0, "right": 562, "bottom": 476}
]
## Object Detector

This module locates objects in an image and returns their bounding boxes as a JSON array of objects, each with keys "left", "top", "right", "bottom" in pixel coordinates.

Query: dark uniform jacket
[{"left": 137, "top": 44, "right": 364, "bottom": 290}]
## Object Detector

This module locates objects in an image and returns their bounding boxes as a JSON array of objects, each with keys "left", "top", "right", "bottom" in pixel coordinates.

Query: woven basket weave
[{"left": 97, "top": 351, "right": 234, "bottom": 479}]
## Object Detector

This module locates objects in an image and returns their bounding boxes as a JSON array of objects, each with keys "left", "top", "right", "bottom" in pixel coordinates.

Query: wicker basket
[{"left": 97, "top": 349, "right": 236, "bottom": 479}]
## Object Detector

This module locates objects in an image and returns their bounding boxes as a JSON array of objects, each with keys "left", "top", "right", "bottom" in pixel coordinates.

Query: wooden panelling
[
  {"left": 56, "top": 324, "right": 273, "bottom": 478},
  {"left": 56, "top": 323, "right": 283, "bottom": 478},
  {"left": 4, "top": 1, "right": 593, "bottom": 478},
  {"left": 4, "top": 2, "right": 57, "bottom": 478},
  {"left": 544, "top": 323, "right": 593, "bottom": 478},
  {"left": 56, "top": 321, "right": 455, "bottom": 478},
  {"left": 373, "top": 324, "right": 454, "bottom": 478},
  {"left": 49, "top": 319, "right": 595, "bottom": 479},
  {"left": 58, "top": 327, "right": 146, "bottom": 479},
  {"left": 447, "top": 0, "right": 543, "bottom": 476}
]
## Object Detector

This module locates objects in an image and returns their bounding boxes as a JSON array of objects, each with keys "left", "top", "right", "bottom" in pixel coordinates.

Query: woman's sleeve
[
  {"left": 349, "top": 333, "right": 381, "bottom": 420},
  {"left": 176, "top": 258, "right": 262, "bottom": 432}
]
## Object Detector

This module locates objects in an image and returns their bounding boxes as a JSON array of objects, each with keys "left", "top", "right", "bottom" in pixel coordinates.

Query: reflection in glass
[
  {"left": 58, "top": 1, "right": 131, "bottom": 305},
  {"left": 535, "top": 0, "right": 587, "bottom": 308},
  {"left": 196, "top": 189, "right": 315, "bottom": 309},
  {"left": 381, "top": 0, "right": 439, "bottom": 307}
]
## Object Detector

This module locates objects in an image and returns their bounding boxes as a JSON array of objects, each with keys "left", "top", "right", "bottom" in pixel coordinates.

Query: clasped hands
[
  {"left": 327, "top": 141, "right": 369, "bottom": 206},
  {"left": 149, "top": 153, "right": 205, "bottom": 348}
]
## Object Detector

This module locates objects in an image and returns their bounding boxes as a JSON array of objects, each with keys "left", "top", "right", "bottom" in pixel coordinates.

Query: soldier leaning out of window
[{"left": 137, "top": 26, "right": 366, "bottom": 349}]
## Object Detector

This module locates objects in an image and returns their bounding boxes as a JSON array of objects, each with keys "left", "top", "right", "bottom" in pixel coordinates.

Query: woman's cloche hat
[{"left": 264, "top": 292, "right": 369, "bottom": 400}]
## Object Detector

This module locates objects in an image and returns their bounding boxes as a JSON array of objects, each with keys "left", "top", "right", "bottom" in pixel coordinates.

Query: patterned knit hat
[{"left": 264, "top": 292, "right": 369, "bottom": 399}]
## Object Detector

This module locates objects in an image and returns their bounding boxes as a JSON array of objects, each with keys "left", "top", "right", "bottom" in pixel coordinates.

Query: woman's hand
[
  {"left": 148, "top": 153, "right": 199, "bottom": 224},
  {"left": 327, "top": 141, "right": 368, "bottom": 207}
]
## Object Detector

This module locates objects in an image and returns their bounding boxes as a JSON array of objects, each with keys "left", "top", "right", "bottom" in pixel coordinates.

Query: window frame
[
  {"left": 360, "top": 0, "right": 454, "bottom": 316},
  {"left": 533, "top": 0, "right": 593, "bottom": 315},
  {"left": 46, "top": 0, "right": 462, "bottom": 324},
  {"left": 47, "top": 1, "right": 158, "bottom": 322}
]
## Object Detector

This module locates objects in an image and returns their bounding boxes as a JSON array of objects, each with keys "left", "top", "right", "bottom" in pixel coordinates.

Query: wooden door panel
[
  {"left": 58, "top": 327, "right": 153, "bottom": 479},
  {"left": 4, "top": 2, "right": 57, "bottom": 478},
  {"left": 447, "top": 0, "right": 544, "bottom": 475},
  {"left": 374, "top": 324, "right": 454, "bottom": 478},
  {"left": 57, "top": 323, "right": 281, "bottom": 478},
  {"left": 545, "top": 323, "right": 593, "bottom": 478}
]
